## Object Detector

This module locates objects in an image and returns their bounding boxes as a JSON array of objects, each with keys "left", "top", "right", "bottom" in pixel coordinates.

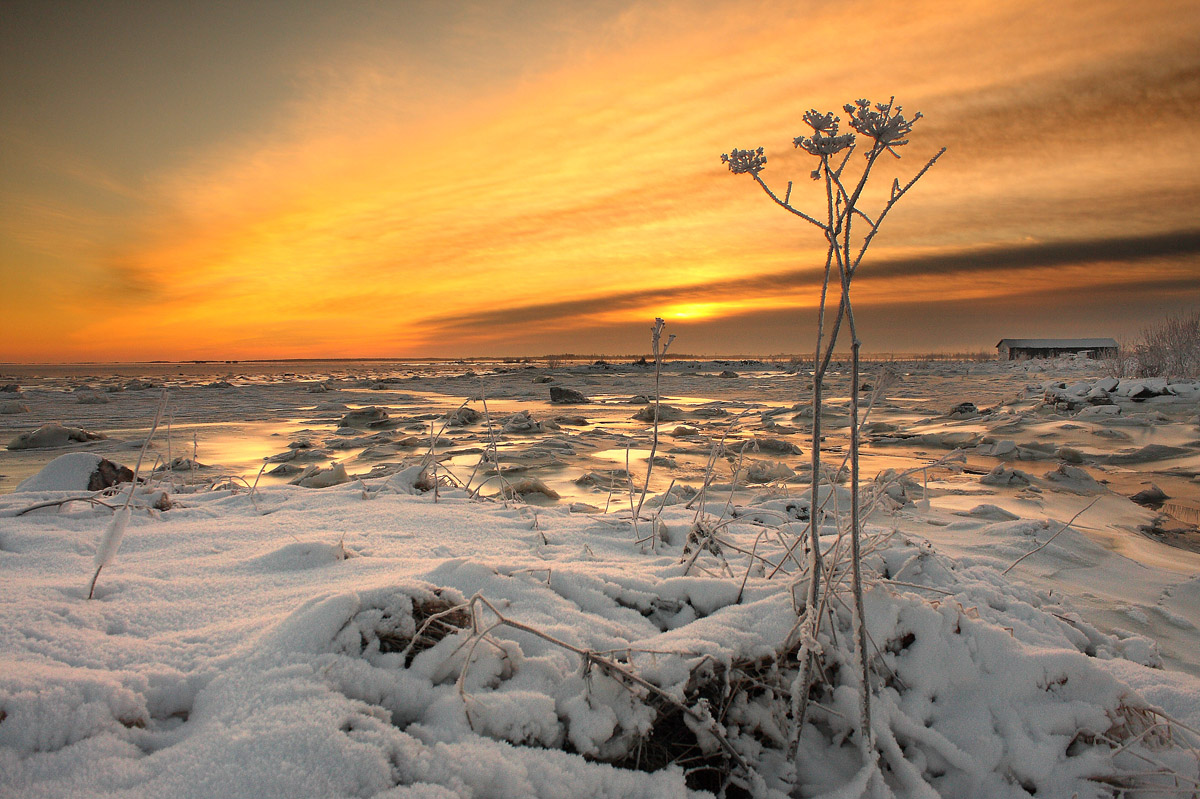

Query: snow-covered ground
[{"left": 1, "top": 359, "right": 1198, "bottom": 797}]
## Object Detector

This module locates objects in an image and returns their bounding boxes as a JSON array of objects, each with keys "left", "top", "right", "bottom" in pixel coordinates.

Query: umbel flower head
[
  {"left": 802, "top": 109, "right": 839, "bottom": 136},
  {"left": 792, "top": 109, "right": 855, "bottom": 159},
  {"left": 843, "top": 98, "right": 922, "bottom": 149},
  {"left": 721, "top": 147, "right": 766, "bottom": 175}
]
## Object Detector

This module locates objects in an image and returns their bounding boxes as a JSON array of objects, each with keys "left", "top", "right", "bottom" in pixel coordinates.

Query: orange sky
[{"left": 1, "top": 0, "right": 1198, "bottom": 362}]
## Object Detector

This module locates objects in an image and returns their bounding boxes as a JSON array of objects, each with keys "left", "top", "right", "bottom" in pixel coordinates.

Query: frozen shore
[{"left": 2, "top": 358, "right": 1199, "bottom": 797}]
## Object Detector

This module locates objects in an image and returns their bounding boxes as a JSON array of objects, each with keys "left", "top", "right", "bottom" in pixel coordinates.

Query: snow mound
[{"left": 14, "top": 453, "right": 132, "bottom": 493}]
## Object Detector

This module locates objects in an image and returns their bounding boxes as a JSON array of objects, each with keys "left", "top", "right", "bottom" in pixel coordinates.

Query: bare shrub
[
  {"left": 1131, "top": 310, "right": 1200, "bottom": 378},
  {"left": 1103, "top": 337, "right": 1137, "bottom": 379}
]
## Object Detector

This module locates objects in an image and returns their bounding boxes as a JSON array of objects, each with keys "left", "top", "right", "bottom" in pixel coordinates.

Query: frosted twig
[
  {"left": 89, "top": 389, "right": 167, "bottom": 599},
  {"left": 634, "top": 318, "right": 673, "bottom": 520},
  {"left": 1003, "top": 498, "right": 1099, "bottom": 575},
  {"left": 14, "top": 496, "right": 117, "bottom": 517}
]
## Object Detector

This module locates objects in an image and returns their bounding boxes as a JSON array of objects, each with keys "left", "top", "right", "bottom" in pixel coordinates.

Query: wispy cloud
[{"left": 1, "top": 0, "right": 1197, "bottom": 360}]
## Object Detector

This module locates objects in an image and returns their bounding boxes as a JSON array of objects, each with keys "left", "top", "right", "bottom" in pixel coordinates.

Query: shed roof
[{"left": 996, "top": 338, "right": 1118, "bottom": 348}]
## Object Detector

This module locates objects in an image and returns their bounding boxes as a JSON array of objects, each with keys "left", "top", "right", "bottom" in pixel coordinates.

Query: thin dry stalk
[
  {"left": 725, "top": 98, "right": 942, "bottom": 759},
  {"left": 89, "top": 390, "right": 167, "bottom": 599},
  {"left": 14, "top": 496, "right": 118, "bottom": 517},
  {"left": 1003, "top": 498, "right": 1100, "bottom": 575},
  {"left": 634, "top": 318, "right": 675, "bottom": 520}
]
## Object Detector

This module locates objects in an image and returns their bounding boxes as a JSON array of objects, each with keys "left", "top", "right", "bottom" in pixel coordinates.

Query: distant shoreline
[{"left": 1, "top": 352, "right": 1002, "bottom": 368}]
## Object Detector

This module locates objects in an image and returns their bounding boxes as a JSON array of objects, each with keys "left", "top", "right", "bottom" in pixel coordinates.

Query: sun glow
[{"left": 663, "top": 303, "right": 725, "bottom": 320}]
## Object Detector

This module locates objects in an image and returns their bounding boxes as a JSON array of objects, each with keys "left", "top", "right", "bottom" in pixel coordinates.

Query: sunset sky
[{"left": 2, "top": 0, "right": 1197, "bottom": 362}]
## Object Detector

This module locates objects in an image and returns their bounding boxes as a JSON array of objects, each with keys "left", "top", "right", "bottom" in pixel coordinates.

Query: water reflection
[{"left": 3, "top": 358, "right": 1195, "bottom": 516}]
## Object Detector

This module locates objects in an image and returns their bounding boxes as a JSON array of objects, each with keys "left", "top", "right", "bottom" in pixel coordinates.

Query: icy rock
[
  {"left": 956, "top": 504, "right": 1021, "bottom": 521},
  {"left": 267, "top": 447, "right": 330, "bottom": 463},
  {"left": 1129, "top": 386, "right": 1166, "bottom": 402},
  {"left": 738, "top": 460, "right": 795, "bottom": 484},
  {"left": 1042, "top": 463, "right": 1105, "bottom": 495},
  {"left": 1055, "top": 446, "right": 1086, "bottom": 463},
  {"left": 338, "top": 407, "right": 389, "bottom": 427},
  {"left": 947, "top": 401, "right": 979, "bottom": 418},
  {"left": 575, "top": 469, "right": 632, "bottom": 489},
  {"left": 7, "top": 422, "right": 108, "bottom": 450},
  {"left": 0, "top": 400, "right": 29, "bottom": 414},
  {"left": 290, "top": 463, "right": 350, "bottom": 488},
  {"left": 500, "top": 477, "right": 560, "bottom": 499},
  {"left": 552, "top": 415, "right": 589, "bottom": 426},
  {"left": 914, "top": 431, "right": 982, "bottom": 448},
  {"left": 1105, "top": 444, "right": 1194, "bottom": 464},
  {"left": 980, "top": 464, "right": 1034, "bottom": 487},
  {"left": 155, "top": 457, "right": 206, "bottom": 472},
  {"left": 14, "top": 452, "right": 133, "bottom": 492},
  {"left": 75, "top": 391, "right": 109, "bottom": 404},
  {"left": 753, "top": 436, "right": 802, "bottom": 455},
  {"left": 980, "top": 439, "right": 1019, "bottom": 458},
  {"left": 502, "top": 410, "right": 556, "bottom": 433},
  {"left": 1116, "top": 379, "right": 1168, "bottom": 399},
  {"left": 873, "top": 469, "right": 924, "bottom": 506},
  {"left": 633, "top": 404, "right": 685, "bottom": 423},
  {"left": 1130, "top": 484, "right": 1168, "bottom": 507},
  {"left": 550, "top": 386, "right": 590, "bottom": 404},
  {"left": 384, "top": 464, "right": 436, "bottom": 494},
  {"left": 442, "top": 407, "right": 481, "bottom": 426},
  {"left": 718, "top": 370, "right": 739, "bottom": 378},
  {"left": 1076, "top": 404, "right": 1121, "bottom": 417},
  {"left": 642, "top": 483, "right": 699, "bottom": 509}
]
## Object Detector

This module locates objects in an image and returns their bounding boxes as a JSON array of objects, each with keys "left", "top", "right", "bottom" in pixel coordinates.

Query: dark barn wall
[{"left": 1007, "top": 347, "right": 1117, "bottom": 360}]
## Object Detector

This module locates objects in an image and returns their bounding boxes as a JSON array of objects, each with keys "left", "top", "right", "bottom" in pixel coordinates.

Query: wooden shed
[{"left": 996, "top": 338, "right": 1118, "bottom": 360}]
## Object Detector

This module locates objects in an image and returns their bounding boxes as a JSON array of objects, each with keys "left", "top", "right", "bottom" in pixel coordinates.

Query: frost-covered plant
[
  {"left": 1132, "top": 309, "right": 1200, "bottom": 378},
  {"left": 634, "top": 318, "right": 675, "bottom": 527},
  {"left": 723, "top": 97, "right": 943, "bottom": 766},
  {"left": 88, "top": 391, "right": 167, "bottom": 599}
]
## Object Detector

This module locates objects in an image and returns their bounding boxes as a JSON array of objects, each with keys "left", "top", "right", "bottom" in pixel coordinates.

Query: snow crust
[{"left": 2, "top": 471, "right": 1198, "bottom": 798}]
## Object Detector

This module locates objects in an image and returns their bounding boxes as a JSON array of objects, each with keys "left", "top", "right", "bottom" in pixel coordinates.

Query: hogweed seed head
[
  {"left": 793, "top": 108, "right": 854, "bottom": 159},
  {"left": 843, "top": 97, "right": 922, "bottom": 149},
  {"left": 722, "top": 147, "right": 767, "bottom": 175},
  {"left": 794, "top": 132, "right": 855, "bottom": 157},
  {"left": 802, "top": 109, "right": 840, "bottom": 136}
]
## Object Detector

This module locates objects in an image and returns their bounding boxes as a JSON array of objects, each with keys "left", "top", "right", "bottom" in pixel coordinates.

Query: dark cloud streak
[{"left": 423, "top": 228, "right": 1200, "bottom": 336}]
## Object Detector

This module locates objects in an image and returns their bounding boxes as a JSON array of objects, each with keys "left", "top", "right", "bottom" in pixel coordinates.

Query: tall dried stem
[
  {"left": 635, "top": 318, "right": 675, "bottom": 522},
  {"left": 724, "top": 97, "right": 942, "bottom": 766}
]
